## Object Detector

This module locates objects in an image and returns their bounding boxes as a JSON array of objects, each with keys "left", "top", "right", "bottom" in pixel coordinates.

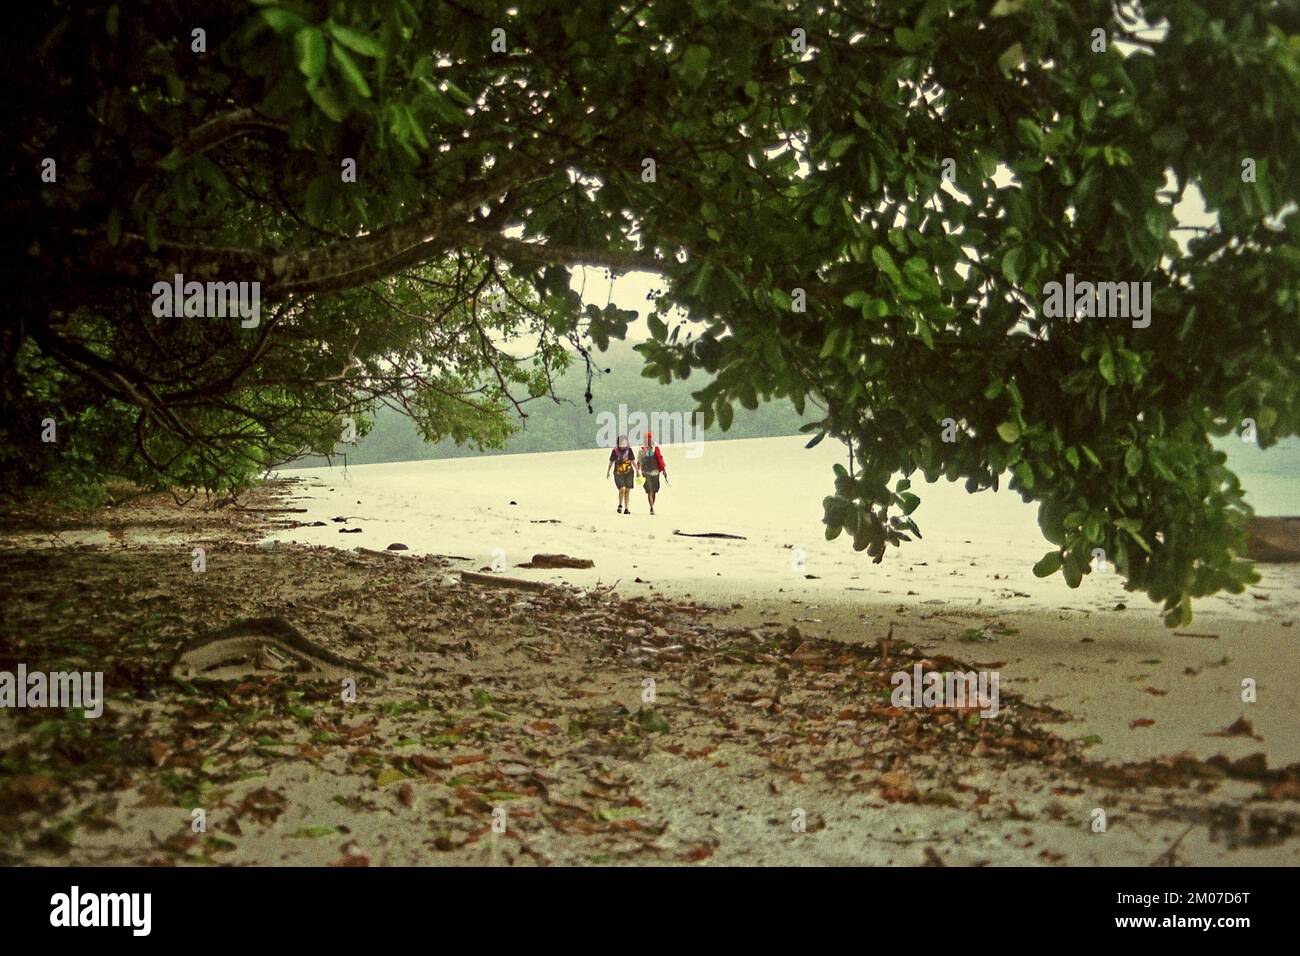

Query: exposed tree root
[{"left": 172, "top": 616, "right": 384, "bottom": 681}]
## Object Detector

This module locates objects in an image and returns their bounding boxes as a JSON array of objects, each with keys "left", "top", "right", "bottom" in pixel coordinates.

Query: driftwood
[
  {"left": 355, "top": 547, "right": 405, "bottom": 559},
  {"left": 515, "top": 554, "right": 594, "bottom": 569},
  {"left": 460, "top": 570, "right": 554, "bottom": 592},
  {"left": 673, "top": 530, "right": 747, "bottom": 540},
  {"left": 173, "top": 616, "right": 384, "bottom": 680}
]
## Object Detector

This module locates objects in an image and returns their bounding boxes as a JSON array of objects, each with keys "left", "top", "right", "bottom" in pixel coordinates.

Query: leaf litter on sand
[{"left": 2, "top": 479, "right": 1298, "bottom": 864}]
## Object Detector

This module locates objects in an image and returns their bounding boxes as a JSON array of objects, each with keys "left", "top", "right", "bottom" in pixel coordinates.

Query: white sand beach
[{"left": 279, "top": 436, "right": 1300, "bottom": 769}]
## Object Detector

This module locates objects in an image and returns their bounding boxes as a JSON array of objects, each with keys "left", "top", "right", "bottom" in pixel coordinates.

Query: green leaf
[
  {"left": 1083, "top": 513, "right": 1104, "bottom": 542},
  {"left": 1015, "top": 118, "right": 1043, "bottom": 150},
  {"left": 861, "top": 298, "right": 889, "bottom": 320},
  {"left": 1062, "top": 559, "right": 1083, "bottom": 588},
  {"left": 820, "top": 326, "right": 843, "bottom": 359},
  {"left": 1080, "top": 96, "right": 1098, "bottom": 128},
  {"left": 1124, "top": 445, "right": 1143, "bottom": 476},
  {"left": 1001, "top": 247, "right": 1025, "bottom": 284},
  {"left": 1098, "top": 349, "right": 1118, "bottom": 385},
  {"left": 294, "top": 27, "right": 327, "bottom": 80},
  {"left": 307, "top": 82, "right": 348, "bottom": 122},
  {"left": 716, "top": 398, "right": 734, "bottom": 431},
  {"left": 1123, "top": 526, "right": 1152, "bottom": 554},
  {"left": 289, "top": 825, "right": 339, "bottom": 838},
  {"left": 688, "top": 263, "right": 713, "bottom": 298},
  {"left": 998, "top": 42, "right": 1026, "bottom": 75},
  {"left": 680, "top": 44, "right": 711, "bottom": 86},
  {"left": 991, "top": 0, "right": 1027, "bottom": 16},
  {"left": 894, "top": 26, "right": 925, "bottom": 52},
  {"left": 871, "top": 245, "right": 899, "bottom": 282},
  {"left": 828, "top": 134, "right": 856, "bottom": 159},
  {"left": 996, "top": 421, "right": 1021, "bottom": 443},
  {"left": 443, "top": 81, "right": 474, "bottom": 106},
  {"left": 597, "top": 806, "right": 644, "bottom": 822},
  {"left": 914, "top": 316, "right": 934, "bottom": 349},
  {"left": 1033, "top": 552, "right": 1062, "bottom": 577},
  {"left": 326, "top": 22, "right": 386, "bottom": 57},
  {"left": 331, "top": 43, "right": 372, "bottom": 97},
  {"left": 262, "top": 8, "right": 306, "bottom": 33}
]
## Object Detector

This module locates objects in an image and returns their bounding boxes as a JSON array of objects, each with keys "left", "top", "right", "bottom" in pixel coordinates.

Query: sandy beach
[
  {"left": 279, "top": 436, "right": 1300, "bottom": 768},
  {"left": 3, "top": 439, "right": 1296, "bottom": 867}
]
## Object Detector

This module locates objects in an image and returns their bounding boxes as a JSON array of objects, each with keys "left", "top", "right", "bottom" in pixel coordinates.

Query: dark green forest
[{"left": 293, "top": 337, "right": 810, "bottom": 465}]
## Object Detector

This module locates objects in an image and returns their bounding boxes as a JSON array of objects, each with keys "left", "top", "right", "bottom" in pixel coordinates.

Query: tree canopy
[{"left": 5, "top": 0, "right": 1299, "bottom": 623}]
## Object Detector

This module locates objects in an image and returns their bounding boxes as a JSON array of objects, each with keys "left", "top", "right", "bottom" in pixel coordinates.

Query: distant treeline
[{"left": 293, "top": 339, "right": 812, "bottom": 466}]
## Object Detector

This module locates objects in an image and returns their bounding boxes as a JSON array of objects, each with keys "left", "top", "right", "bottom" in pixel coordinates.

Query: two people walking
[{"left": 605, "top": 432, "right": 668, "bottom": 515}]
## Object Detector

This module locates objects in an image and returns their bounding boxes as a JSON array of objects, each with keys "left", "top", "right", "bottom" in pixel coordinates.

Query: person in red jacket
[{"left": 637, "top": 431, "right": 667, "bottom": 515}]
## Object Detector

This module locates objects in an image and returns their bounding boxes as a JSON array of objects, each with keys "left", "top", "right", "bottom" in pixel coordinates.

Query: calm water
[{"left": 1217, "top": 436, "right": 1300, "bottom": 514}]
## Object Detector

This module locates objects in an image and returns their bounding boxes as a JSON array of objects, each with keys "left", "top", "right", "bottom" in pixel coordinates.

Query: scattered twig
[
  {"left": 1150, "top": 824, "right": 1195, "bottom": 867},
  {"left": 460, "top": 570, "right": 555, "bottom": 593}
]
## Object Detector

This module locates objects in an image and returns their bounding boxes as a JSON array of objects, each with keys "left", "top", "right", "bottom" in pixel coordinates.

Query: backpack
[{"left": 639, "top": 448, "right": 659, "bottom": 475}]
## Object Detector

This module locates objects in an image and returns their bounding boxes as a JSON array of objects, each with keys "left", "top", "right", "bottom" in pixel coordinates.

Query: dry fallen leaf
[{"left": 1206, "top": 716, "right": 1263, "bottom": 741}]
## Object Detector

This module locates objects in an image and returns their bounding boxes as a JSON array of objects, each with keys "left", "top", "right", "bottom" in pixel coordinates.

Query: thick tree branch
[{"left": 174, "top": 108, "right": 287, "bottom": 158}]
